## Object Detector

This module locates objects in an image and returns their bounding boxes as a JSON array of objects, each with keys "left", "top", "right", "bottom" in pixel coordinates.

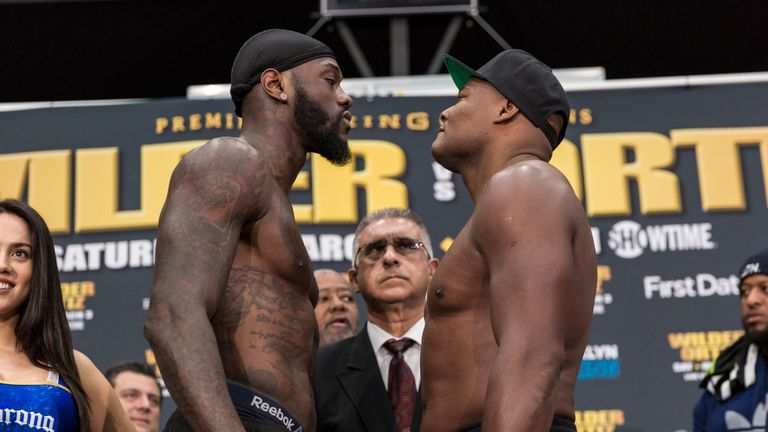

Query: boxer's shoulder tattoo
[
  {"left": 192, "top": 146, "right": 270, "bottom": 214},
  {"left": 200, "top": 175, "right": 239, "bottom": 208},
  {"left": 165, "top": 147, "right": 270, "bottom": 250}
]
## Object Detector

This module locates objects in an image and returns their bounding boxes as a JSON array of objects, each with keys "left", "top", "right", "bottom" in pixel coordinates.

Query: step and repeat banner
[{"left": 2, "top": 81, "right": 767, "bottom": 431}]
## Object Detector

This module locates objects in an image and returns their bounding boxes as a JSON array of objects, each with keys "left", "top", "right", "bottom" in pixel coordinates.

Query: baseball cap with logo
[
  {"left": 739, "top": 248, "right": 768, "bottom": 284},
  {"left": 443, "top": 49, "right": 570, "bottom": 149}
]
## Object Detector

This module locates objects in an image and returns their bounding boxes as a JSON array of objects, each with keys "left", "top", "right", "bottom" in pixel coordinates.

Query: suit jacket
[{"left": 313, "top": 324, "right": 422, "bottom": 432}]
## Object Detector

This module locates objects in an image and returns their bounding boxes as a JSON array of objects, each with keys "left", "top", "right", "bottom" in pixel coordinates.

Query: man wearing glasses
[{"left": 313, "top": 208, "right": 438, "bottom": 432}]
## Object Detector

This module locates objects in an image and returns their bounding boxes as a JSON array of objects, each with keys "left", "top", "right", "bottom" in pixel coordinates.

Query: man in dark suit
[{"left": 314, "top": 208, "right": 438, "bottom": 432}]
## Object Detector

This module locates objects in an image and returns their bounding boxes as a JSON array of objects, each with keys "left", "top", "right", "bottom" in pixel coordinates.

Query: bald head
[{"left": 314, "top": 269, "right": 360, "bottom": 347}]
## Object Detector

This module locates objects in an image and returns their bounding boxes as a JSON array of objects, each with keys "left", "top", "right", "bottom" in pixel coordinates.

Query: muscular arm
[
  {"left": 144, "top": 139, "right": 267, "bottom": 431},
  {"left": 474, "top": 163, "right": 580, "bottom": 431}
]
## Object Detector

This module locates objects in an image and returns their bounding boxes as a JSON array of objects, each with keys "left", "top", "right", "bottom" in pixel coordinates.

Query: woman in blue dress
[{"left": 0, "top": 199, "right": 135, "bottom": 432}]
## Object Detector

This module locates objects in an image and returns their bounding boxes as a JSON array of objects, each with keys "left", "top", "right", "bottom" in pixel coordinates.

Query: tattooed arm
[{"left": 145, "top": 138, "right": 267, "bottom": 432}]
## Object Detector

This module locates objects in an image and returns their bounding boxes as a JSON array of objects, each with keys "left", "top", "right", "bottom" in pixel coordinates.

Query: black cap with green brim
[
  {"left": 444, "top": 54, "right": 486, "bottom": 90},
  {"left": 443, "top": 50, "right": 570, "bottom": 149}
]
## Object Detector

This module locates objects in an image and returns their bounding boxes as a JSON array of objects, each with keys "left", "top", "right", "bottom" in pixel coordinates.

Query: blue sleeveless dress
[{"left": 0, "top": 370, "right": 79, "bottom": 431}]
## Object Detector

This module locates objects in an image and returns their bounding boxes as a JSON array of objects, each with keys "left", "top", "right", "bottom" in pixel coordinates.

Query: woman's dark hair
[{"left": 0, "top": 199, "right": 91, "bottom": 431}]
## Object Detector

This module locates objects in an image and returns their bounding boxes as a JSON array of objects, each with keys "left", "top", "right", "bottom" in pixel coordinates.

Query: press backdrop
[{"left": 2, "top": 80, "right": 767, "bottom": 431}]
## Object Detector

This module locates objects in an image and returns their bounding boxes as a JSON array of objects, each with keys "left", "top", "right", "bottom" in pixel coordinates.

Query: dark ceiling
[{"left": 1, "top": 0, "right": 767, "bottom": 103}]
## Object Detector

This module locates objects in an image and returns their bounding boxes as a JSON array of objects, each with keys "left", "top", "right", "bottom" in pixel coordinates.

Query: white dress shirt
[{"left": 367, "top": 318, "right": 424, "bottom": 390}]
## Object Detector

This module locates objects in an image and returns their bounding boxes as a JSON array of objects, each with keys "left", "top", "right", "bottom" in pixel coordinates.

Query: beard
[
  {"left": 293, "top": 81, "right": 351, "bottom": 166},
  {"left": 744, "top": 321, "right": 768, "bottom": 347}
]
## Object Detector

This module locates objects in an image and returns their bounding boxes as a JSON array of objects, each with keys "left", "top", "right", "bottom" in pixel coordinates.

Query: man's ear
[
  {"left": 427, "top": 258, "right": 439, "bottom": 279},
  {"left": 547, "top": 112, "right": 565, "bottom": 137},
  {"left": 260, "top": 68, "right": 288, "bottom": 103},
  {"left": 494, "top": 100, "right": 519, "bottom": 124},
  {"left": 348, "top": 268, "right": 359, "bottom": 292}
]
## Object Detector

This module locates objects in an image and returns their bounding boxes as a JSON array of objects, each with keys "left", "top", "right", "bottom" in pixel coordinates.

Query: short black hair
[{"left": 105, "top": 361, "right": 163, "bottom": 407}]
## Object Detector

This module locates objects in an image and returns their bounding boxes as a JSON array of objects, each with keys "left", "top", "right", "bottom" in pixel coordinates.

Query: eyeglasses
[{"left": 353, "top": 237, "right": 430, "bottom": 267}]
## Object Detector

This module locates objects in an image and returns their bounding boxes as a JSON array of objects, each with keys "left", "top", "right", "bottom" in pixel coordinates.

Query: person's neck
[
  {"left": 0, "top": 315, "right": 20, "bottom": 350},
  {"left": 452, "top": 128, "right": 550, "bottom": 200},
  {"left": 239, "top": 120, "right": 308, "bottom": 193},
  {"left": 460, "top": 151, "right": 545, "bottom": 201},
  {"left": 368, "top": 305, "right": 423, "bottom": 338}
]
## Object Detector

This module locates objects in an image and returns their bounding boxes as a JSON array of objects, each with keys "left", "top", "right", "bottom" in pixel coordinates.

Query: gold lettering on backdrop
[
  {"left": 668, "top": 330, "right": 745, "bottom": 362},
  {"left": 158, "top": 111, "right": 435, "bottom": 134},
  {"left": 3, "top": 125, "right": 765, "bottom": 233},
  {"left": 550, "top": 139, "right": 584, "bottom": 200},
  {"left": 144, "top": 349, "right": 164, "bottom": 379},
  {"left": 171, "top": 116, "right": 186, "bottom": 133},
  {"left": 378, "top": 114, "right": 401, "bottom": 129},
  {"left": 292, "top": 170, "right": 312, "bottom": 222},
  {"left": 2, "top": 140, "right": 404, "bottom": 232},
  {"left": 155, "top": 108, "right": 592, "bottom": 134},
  {"left": 351, "top": 113, "right": 432, "bottom": 130},
  {"left": 581, "top": 132, "right": 681, "bottom": 217},
  {"left": 596, "top": 265, "right": 612, "bottom": 295},
  {"left": 575, "top": 409, "right": 625, "bottom": 432},
  {"left": 205, "top": 112, "right": 222, "bottom": 129},
  {"left": 406, "top": 112, "right": 429, "bottom": 131},
  {"left": 155, "top": 117, "right": 169, "bottom": 134},
  {"left": 0, "top": 150, "right": 71, "bottom": 233},
  {"left": 579, "top": 108, "right": 593, "bottom": 125},
  {"left": 296, "top": 140, "right": 407, "bottom": 223},
  {"left": 155, "top": 113, "right": 240, "bottom": 134},
  {"left": 75, "top": 141, "right": 204, "bottom": 232},
  {"left": 189, "top": 114, "right": 202, "bottom": 131},
  {"left": 0, "top": 155, "right": 27, "bottom": 198},
  {"left": 568, "top": 108, "right": 594, "bottom": 126},
  {"left": 671, "top": 127, "right": 768, "bottom": 211},
  {"left": 60, "top": 281, "right": 95, "bottom": 311},
  {"left": 439, "top": 237, "right": 454, "bottom": 253}
]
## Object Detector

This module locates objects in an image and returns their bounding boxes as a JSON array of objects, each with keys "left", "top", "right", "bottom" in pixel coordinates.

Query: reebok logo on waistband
[{"left": 250, "top": 396, "right": 303, "bottom": 431}]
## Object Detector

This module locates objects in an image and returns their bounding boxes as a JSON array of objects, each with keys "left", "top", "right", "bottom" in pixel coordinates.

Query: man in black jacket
[
  {"left": 694, "top": 248, "right": 768, "bottom": 431},
  {"left": 313, "top": 208, "right": 438, "bottom": 432}
]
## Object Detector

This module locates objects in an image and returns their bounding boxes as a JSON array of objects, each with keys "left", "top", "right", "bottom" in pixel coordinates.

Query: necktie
[{"left": 384, "top": 338, "right": 417, "bottom": 432}]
